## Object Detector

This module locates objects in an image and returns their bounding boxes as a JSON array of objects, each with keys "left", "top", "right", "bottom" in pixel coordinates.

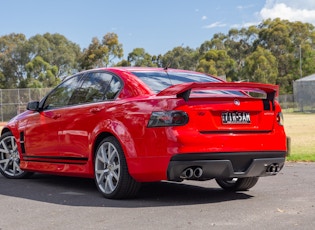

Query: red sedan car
[{"left": 0, "top": 67, "right": 288, "bottom": 199}]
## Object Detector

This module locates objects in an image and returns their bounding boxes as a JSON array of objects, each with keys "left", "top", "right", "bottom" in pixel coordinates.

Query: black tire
[
  {"left": 94, "top": 136, "right": 141, "bottom": 199},
  {"left": 0, "top": 132, "right": 33, "bottom": 179},
  {"left": 216, "top": 177, "right": 259, "bottom": 191}
]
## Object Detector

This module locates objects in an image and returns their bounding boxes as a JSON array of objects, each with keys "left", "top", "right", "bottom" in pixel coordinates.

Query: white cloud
[
  {"left": 203, "top": 21, "right": 226, "bottom": 29},
  {"left": 260, "top": 0, "right": 315, "bottom": 24},
  {"left": 201, "top": 16, "right": 207, "bottom": 20},
  {"left": 237, "top": 4, "right": 255, "bottom": 10},
  {"left": 231, "top": 22, "right": 258, "bottom": 29}
]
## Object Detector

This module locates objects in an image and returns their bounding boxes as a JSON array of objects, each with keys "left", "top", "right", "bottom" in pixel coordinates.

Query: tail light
[
  {"left": 276, "top": 112, "right": 284, "bottom": 126},
  {"left": 147, "top": 111, "right": 189, "bottom": 127}
]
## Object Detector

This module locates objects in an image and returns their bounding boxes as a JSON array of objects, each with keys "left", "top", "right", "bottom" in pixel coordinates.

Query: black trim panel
[
  {"left": 170, "top": 151, "right": 286, "bottom": 172},
  {"left": 23, "top": 155, "right": 88, "bottom": 165},
  {"left": 262, "top": 99, "right": 271, "bottom": 110},
  {"left": 168, "top": 151, "right": 286, "bottom": 181},
  {"left": 20, "top": 132, "right": 26, "bottom": 153}
]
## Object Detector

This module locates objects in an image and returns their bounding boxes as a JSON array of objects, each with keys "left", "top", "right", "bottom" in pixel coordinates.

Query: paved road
[{"left": 0, "top": 162, "right": 314, "bottom": 230}]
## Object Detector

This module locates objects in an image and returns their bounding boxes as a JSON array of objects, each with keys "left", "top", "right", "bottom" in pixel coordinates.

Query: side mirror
[{"left": 27, "top": 101, "right": 40, "bottom": 111}]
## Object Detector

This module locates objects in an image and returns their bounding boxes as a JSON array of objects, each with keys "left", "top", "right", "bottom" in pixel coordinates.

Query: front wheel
[
  {"left": 216, "top": 177, "right": 259, "bottom": 191},
  {"left": 0, "top": 132, "right": 33, "bottom": 179},
  {"left": 94, "top": 136, "right": 140, "bottom": 199}
]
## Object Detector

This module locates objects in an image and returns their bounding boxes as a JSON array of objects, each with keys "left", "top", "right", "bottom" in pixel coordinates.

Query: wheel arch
[
  {"left": 1, "top": 127, "right": 11, "bottom": 136},
  {"left": 93, "top": 132, "right": 114, "bottom": 157},
  {"left": 92, "top": 119, "right": 138, "bottom": 159}
]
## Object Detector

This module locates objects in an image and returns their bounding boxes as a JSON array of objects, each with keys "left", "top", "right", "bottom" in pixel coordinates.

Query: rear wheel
[
  {"left": 216, "top": 177, "right": 259, "bottom": 191},
  {"left": 0, "top": 132, "right": 33, "bottom": 179},
  {"left": 94, "top": 136, "right": 140, "bottom": 199}
]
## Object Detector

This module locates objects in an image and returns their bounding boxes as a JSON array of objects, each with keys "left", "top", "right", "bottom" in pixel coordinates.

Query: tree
[
  {"left": 127, "top": 48, "right": 157, "bottom": 67},
  {"left": 28, "top": 33, "right": 81, "bottom": 77},
  {"left": 0, "top": 33, "right": 29, "bottom": 88},
  {"left": 197, "top": 49, "right": 236, "bottom": 79},
  {"left": 161, "top": 46, "right": 198, "bottom": 70},
  {"left": 243, "top": 46, "right": 278, "bottom": 84},
  {"left": 199, "top": 33, "right": 227, "bottom": 54},
  {"left": 22, "top": 56, "right": 59, "bottom": 88},
  {"left": 115, "top": 59, "right": 130, "bottom": 67},
  {"left": 102, "top": 33, "right": 123, "bottom": 66},
  {"left": 256, "top": 18, "right": 315, "bottom": 92},
  {"left": 80, "top": 33, "right": 123, "bottom": 69}
]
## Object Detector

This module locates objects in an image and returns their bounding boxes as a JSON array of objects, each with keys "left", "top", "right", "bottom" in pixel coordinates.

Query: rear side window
[{"left": 68, "top": 72, "right": 122, "bottom": 105}]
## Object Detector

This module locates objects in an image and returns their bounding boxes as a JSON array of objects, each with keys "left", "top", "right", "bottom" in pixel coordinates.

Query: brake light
[
  {"left": 147, "top": 111, "right": 189, "bottom": 127},
  {"left": 276, "top": 112, "right": 284, "bottom": 126}
]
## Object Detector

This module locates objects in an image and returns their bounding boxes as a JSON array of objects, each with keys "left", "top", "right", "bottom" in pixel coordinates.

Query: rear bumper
[{"left": 167, "top": 151, "right": 286, "bottom": 181}]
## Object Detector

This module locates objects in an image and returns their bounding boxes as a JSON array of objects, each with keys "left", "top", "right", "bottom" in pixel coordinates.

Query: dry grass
[{"left": 284, "top": 112, "right": 315, "bottom": 161}]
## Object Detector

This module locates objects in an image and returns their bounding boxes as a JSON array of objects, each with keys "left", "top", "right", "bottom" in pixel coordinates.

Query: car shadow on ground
[{"left": 0, "top": 173, "right": 253, "bottom": 208}]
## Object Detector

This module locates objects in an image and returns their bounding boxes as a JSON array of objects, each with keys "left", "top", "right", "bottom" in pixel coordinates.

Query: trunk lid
[{"left": 157, "top": 82, "right": 279, "bottom": 132}]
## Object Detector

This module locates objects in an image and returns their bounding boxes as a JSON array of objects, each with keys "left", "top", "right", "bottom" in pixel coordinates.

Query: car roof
[{"left": 89, "top": 67, "right": 203, "bottom": 74}]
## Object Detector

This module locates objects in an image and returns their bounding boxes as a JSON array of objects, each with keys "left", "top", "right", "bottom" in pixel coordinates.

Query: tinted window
[
  {"left": 132, "top": 71, "right": 220, "bottom": 93},
  {"left": 43, "top": 74, "right": 83, "bottom": 109},
  {"left": 105, "top": 75, "right": 122, "bottom": 99},
  {"left": 68, "top": 72, "right": 122, "bottom": 105}
]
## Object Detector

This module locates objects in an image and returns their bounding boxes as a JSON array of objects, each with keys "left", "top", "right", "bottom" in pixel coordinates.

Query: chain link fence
[
  {"left": 0, "top": 88, "right": 52, "bottom": 122},
  {"left": 0, "top": 87, "right": 311, "bottom": 122},
  {"left": 278, "top": 94, "right": 295, "bottom": 110},
  {"left": 293, "top": 80, "right": 315, "bottom": 112}
]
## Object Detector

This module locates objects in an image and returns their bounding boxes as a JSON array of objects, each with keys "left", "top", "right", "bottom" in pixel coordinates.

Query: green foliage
[
  {"left": 161, "top": 46, "right": 198, "bottom": 70},
  {"left": 24, "top": 56, "right": 60, "bottom": 88},
  {"left": 80, "top": 33, "right": 123, "bottom": 70},
  {"left": 243, "top": 46, "right": 278, "bottom": 83},
  {"left": 197, "top": 49, "right": 236, "bottom": 77},
  {"left": 0, "top": 33, "right": 29, "bottom": 88},
  {"left": 28, "top": 33, "right": 81, "bottom": 77},
  {"left": 1, "top": 19, "right": 315, "bottom": 93},
  {"left": 127, "top": 48, "right": 154, "bottom": 67}
]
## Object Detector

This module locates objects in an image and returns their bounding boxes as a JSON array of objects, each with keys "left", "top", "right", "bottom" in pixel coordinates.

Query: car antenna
[
  {"left": 164, "top": 43, "right": 184, "bottom": 70},
  {"left": 164, "top": 62, "right": 171, "bottom": 70}
]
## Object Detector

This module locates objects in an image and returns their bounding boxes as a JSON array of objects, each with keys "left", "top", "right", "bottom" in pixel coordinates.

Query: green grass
[
  {"left": 286, "top": 153, "right": 315, "bottom": 162},
  {"left": 284, "top": 112, "right": 315, "bottom": 162}
]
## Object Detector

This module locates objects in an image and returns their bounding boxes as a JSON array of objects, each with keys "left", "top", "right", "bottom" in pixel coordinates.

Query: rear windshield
[
  {"left": 132, "top": 71, "right": 245, "bottom": 96},
  {"left": 132, "top": 71, "right": 220, "bottom": 93}
]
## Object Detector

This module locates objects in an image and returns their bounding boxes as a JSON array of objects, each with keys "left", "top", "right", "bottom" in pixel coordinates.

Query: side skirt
[{"left": 20, "top": 157, "right": 94, "bottom": 178}]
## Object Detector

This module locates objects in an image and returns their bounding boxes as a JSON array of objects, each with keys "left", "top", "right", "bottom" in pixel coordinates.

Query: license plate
[{"left": 222, "top": 112, "right": 251, "bottom": 124}]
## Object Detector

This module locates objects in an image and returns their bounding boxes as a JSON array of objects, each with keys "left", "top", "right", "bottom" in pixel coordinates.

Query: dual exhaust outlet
[
  {"left": 180, "top": 163, "right": 280, "bottom": 180},
  {"left": 266, "top": 163, "right": 280, "bottom": 175},
  {"left": 180, "top": 167, "right": 203, "bottom": 179}
]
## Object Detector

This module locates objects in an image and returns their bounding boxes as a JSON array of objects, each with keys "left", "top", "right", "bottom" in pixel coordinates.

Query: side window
[
  {"left": 42, "top": 74, "right": 83, "bottom": 109},
  {"left": 105, "top": 76, "right": 122, "bottom": 100},
  {"left": 77, "top": 72, "right": 122, "bottom": 104}
]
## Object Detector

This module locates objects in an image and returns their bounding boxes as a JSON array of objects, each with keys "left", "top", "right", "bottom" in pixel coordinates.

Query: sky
[{"left": 1, "top": 0, "right": 315, "bottom": 58}]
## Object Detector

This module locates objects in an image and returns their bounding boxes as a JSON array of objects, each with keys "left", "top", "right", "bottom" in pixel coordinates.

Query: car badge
[{"left": 234, "top": 99, "right": 240, "bottom": 106}]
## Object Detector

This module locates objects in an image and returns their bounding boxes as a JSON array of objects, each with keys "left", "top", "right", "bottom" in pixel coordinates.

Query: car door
[
  {"left": 24, "top": 74, "right": 84, "bottom": 158},
  {"left": 58, "top": 71, "right": 122, "bottom": 159}
]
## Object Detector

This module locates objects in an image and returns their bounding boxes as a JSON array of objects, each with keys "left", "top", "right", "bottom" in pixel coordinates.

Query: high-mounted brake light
[{"left": 147, "top": 111, "right": 189, "bottom": 127}]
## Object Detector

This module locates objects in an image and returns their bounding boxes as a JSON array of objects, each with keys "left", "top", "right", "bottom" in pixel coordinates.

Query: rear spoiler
[{"left": 157, "top": 82, "right": 279, "bottom": 102}]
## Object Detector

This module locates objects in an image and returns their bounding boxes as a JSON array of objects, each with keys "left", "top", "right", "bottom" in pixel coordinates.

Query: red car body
[{"left": 0, "top": 67, "right": 288, "bottom": 199}]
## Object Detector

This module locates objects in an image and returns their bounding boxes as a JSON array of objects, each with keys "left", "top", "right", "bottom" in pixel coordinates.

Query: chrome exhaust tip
[
  {"left": 180, "top": 168, "right": 194, "bottom": 179},
  {"left": 194, "top": 167, "right": 203, "bottom": 178},
  {"left": 266, "top": 163, "right": 280, "bottom": 175}
]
